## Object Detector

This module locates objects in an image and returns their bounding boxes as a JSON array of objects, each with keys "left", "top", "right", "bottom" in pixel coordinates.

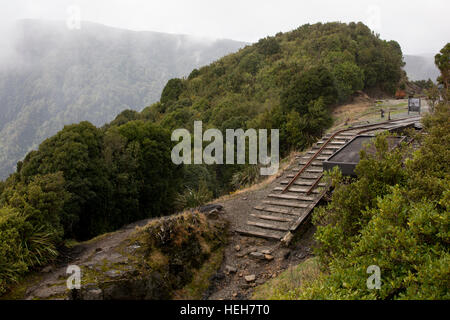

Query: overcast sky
[{"left": 1, "top": 0, "right": 449, "bottom": 55}]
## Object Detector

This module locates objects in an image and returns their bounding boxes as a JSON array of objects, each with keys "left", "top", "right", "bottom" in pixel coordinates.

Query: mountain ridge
[
  {"left": 403, "top": 53, "right": 440, "bottom": 81},
  {"left": 0, "top": 19, "right": 246, "bottom": 179}
]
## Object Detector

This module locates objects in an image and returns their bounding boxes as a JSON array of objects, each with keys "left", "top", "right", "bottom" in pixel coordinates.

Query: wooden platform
[{"left": 236, "top": 116, "right": 422, "bottom": 242}]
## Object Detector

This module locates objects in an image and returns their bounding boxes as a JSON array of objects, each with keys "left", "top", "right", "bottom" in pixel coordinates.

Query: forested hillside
[
  {"left": 0, "top": 22, "right": 407, "bottom": 295},
  {"left": 130, "top": 22, "right": 404, "bottom": 190},
  {"left": 252, "top": 43, "right": 450, "bottom": 300},
  {"left": 0, "top": 19, "right": 246, "bottom": 179}
]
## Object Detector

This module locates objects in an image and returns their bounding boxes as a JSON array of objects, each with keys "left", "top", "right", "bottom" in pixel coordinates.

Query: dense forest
[
  {"left": 0, "top": 22, "right": 407, "bottom": 294},
  {"left": 0, "top": 19, "right": 246, "bottom": 179},
  {"left": 115, "top": 21, "right": 405, "bottom": 193}
]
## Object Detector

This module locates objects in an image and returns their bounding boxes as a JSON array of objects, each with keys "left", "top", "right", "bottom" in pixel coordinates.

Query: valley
[{"left": 0, "top": 19, "right": 246, "bottom": 179}]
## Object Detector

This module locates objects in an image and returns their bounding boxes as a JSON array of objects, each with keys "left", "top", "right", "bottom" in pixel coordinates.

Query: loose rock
[
  {"left": 245, "top": 274, "right": 256, "bottom": 282},
  {"left": 264, "top": 254, "right": 274, "bottom": 261},
  {"left": 105, "top": 270, "right": 124, "bottom": 279},
  {"left": 83, "top": 288, "right": 103, "bottom": 300},
  {"left": 225, "top": 265, "right": 237, "bottom": 274},
  {"left": 296, "top": 252, "right": 307, "bottom": 259},
  {"left": 249, "top": 252, "right": 265, "bottom": 260}
]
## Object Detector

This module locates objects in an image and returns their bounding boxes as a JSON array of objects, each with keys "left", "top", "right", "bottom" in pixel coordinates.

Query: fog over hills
[
  {"left": 0, "top": 20, "right": 246, "bottom": 179},
  {"left": 403, "top": 54, "right": 440, "bottom": 82}
]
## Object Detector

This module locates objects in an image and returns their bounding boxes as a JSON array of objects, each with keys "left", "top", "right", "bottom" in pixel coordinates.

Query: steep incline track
[{"left": 236, "top": 116, "right": 421, "bottom": 242}]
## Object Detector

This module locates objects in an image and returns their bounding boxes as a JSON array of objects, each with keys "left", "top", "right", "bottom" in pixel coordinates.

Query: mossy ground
[
  {"left": 0, "top": 273, "right": 43, "bottom": 300},
  {"left": 75, "top": 211, "right": 228, "bottom": 299},
  {"left": 173, "top": 247, "right": 225, "bottom": 299}
]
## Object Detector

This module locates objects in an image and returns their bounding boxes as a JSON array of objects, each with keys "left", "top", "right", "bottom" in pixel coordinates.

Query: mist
[{"left": 0, "top": 0, "right": 449, "bottom": 64}]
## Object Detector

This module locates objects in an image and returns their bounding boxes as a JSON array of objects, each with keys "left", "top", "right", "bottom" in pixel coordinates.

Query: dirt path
[
  {"left": 204, "top": 153, "right": 318, "bottom": 300},
  {"left": 13, "top": 150, "right": 313, "bottom": 300}
]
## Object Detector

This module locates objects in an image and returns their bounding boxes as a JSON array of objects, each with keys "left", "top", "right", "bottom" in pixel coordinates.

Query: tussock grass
[{"left": 251, "top": 258, "right": 323, "bottom": 300}]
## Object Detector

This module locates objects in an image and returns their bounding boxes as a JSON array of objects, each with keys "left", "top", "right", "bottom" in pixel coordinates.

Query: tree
[
  {"left": 18, "top": 122, "right": 110, "bottom": 239},
  {"left": 425, "top": 84, "right": 440, "bottom": 113},
  {"left": 160, "top": 78, "right": 185, "bottom": 105},
  {"left": 256, "top": 37, "right": 280, "bottom": 55},
  {"left": 239, "top": 52, "right": 262, "bottom": 75},
  {"left": 332, "top": 62, "right": 364, "bottom": 102},
  {"left": 435, "top": 43, "right": 450, "bottom": 102},
  {"left": 435, "top": 43, "right": 450, "bottom": 89},
  {"left": 280, "top": 66, "right": 337, "bottom": 114},
  {"left": 108, "top": 109, "right": 141, "bottom": 127}
]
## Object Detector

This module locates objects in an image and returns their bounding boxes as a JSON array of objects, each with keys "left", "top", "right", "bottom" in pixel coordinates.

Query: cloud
[{"left": 0, "top": 0, "right": 449, "bottom": 56}]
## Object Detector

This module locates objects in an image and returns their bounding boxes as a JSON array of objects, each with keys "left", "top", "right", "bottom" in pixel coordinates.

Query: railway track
[{"left": 236, "top": 116, "right": 422, "bottom": 243}]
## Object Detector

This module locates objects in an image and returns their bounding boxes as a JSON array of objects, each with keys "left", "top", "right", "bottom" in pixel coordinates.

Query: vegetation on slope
[
  {"left": 0, "top": 22, "right": 406, "bottom": 295},
  {"left": 310, "top": 103, "right": 449, "bottom": 299},
  {"left": 255, "top": 102, "right": 449, "bottom": 300},
  {"left": 0, "top": 19, "right": 245, "bottom": 179},
  {"left": 254, "top": 42, "right": 449, "bottom": 300},
  {"left": 74, "top": 211, "right": 227, "bottom": 300},
  {"left": 119, "top": 21, "right": 405, "bottom": 191}
]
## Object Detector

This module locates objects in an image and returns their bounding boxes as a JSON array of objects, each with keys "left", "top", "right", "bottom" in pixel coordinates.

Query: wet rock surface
[{"left": 16, "top": 211, "right": 227, "bottom": 300}]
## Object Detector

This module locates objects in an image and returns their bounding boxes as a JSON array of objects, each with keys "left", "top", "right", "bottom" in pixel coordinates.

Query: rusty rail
[
  {"left": 306, "top": 173, "right": 323, "bottom": 195},
  {"left": 282, "top": 116, "right": 420, "bottom": 193}
]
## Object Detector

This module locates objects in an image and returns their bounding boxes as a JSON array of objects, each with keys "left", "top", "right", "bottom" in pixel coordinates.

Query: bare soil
[{"left": 204, "top": 153, "right": 318, "bottom": 300}]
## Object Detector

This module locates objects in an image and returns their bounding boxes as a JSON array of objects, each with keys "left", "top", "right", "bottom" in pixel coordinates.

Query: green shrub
[
  {"left": 280, "top": 66, "right": 338, "bottom": 115},
  {"left": 0, "top": 207, "right": 59, "bottom": 295},
  {"left": 160, "top": 78, "right": 185, "bottom": 105},
  {"left": 256, "top": 37, "right": 280, "bottom": 55},
  {"left": 299, "top": 103, "right": 450, "bottom": 299},
  {"left": 231, "top": 165, "right": 261, "bottom": 189},
  {"left": 332, "top": 61, "right": 364, "bottom": 102},
  {"left": 174, "top": 180, "right": 213, "bottom": 210}
]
